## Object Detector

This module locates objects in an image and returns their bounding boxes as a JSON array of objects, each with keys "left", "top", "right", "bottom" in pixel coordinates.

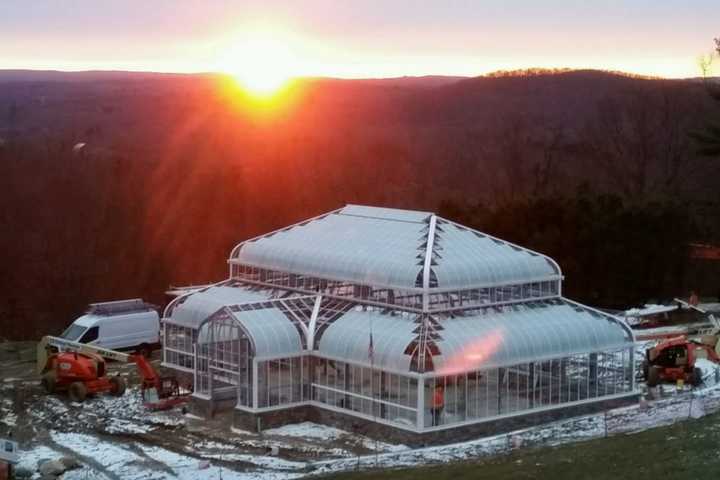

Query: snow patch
[
  {"left": 44, "top": 396, "right": 69, "bottom": 415},
  {"left": 265, "top": 422, "right": 346, "bottom": 440},
  {"left": 16, "top": 445, "right": 61, "bottom": 477},
  {"left": 231, "top": 426, "right": 255, "bottom": 435},
  {"left": 61, "top": 467, "right": 112, "bottom": 480},
  {"left": 183, "top": 412, "right": 205, "bottom": 421},
  {"left": 106, "top": 418, "right": 154, "bottom": 434},
  {"left": 51, "top": 431, "right": 148, "bottom": 478},
  {"left": 1, "top": 411, "right": 17, "bottom": 427},
  {"left": 49, "top": 431, "right": 306, "bottom": 480},
  {"left": 695, "top": 358, "right": 720, "bottom": 386},
  {"left": 263, "top": 421, "right": 406, "bottom": 452},
  {"left": 199, "top": 451, "right": 307, "bottom": 470},
  {"left": 193, "top": 440, "right": 237, "bottom": 451},
  {"left": 147, "top": 412, "right": 186, "bottom": 427},
  {"left": 357, "top": 436, "right": 408, "bottom": 452},
  {"left": 138, "top": 443, "right": 306, "bottom": 480}
]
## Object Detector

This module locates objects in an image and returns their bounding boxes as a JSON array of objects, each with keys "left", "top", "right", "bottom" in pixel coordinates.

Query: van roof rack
[{"left": 86, "top": 299, "right": 154, "bottom": 316}]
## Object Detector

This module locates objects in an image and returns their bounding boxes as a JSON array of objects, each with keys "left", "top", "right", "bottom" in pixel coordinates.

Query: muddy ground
[
  {"left": 2, "top": 333, "right": 718, "bottom": 479},
  {"left": 0, "top": 342, "right": 401, "bottom": 479}
]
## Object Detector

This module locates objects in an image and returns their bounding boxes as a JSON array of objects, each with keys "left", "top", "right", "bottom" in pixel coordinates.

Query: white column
[
  {"left": 252, "top": 359, "right": 259, "bottom": 409},
  {"left": 306, "top": 295, "right": 322, "bottom": 351},
  {"left": 193, "top": 343, "right": 198, "bottom": 393},
  {"left": 629, "top": 347, "right": 635, "bottom": 392},
  {"left": 416, "top": 377, "right": 425, "bottom": 430},
  {"left": 162, "top": 324, "right": 167, "bottom": 365}
]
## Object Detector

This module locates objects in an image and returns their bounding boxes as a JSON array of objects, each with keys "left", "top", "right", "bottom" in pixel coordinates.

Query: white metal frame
[{"left": 159, "top": 205, "right": 641, "bottom": 434}]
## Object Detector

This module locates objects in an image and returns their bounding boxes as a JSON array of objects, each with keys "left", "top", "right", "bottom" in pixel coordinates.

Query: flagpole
[{"left": 369, "top": 317, "right": 379, "bottom": 466}]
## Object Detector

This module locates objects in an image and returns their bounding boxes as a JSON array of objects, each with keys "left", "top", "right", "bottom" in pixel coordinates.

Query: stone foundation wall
[
  {"left": 230, "top": 394, "right": 639, "bottom": 446},
  {"left": 190, "top": 394, "right": 238, "bottom": 419},
  {"left": 234, "top": 405, "right": 319, "bottom": 433}
]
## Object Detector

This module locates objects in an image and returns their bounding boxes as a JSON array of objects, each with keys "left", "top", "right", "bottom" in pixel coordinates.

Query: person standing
[
  {"left": 431, "top": 384, "right": 445, "bottom": 426},
  {"left": 689, "top": 291, "right": 699, "bottom": 307}
]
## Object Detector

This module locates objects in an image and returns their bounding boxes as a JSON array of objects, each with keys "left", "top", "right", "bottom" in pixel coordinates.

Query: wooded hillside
[{"left": 1, "top": 69, "right": 718, "bottom": 339}]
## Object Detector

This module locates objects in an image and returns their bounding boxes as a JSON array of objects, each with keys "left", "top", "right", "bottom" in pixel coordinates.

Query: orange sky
[{"left": 1, "top": 1, "right": 718, "bottom": 81}]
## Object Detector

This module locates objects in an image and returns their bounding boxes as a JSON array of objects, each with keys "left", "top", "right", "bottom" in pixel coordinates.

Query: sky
[{"left": 1, "top": 0, "right": 718, "bottom": 79}]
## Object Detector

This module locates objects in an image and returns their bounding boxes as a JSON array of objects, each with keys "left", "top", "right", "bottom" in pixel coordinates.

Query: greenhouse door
[{"left": 197, "top": 313, "right": 254, "bottom": 406}]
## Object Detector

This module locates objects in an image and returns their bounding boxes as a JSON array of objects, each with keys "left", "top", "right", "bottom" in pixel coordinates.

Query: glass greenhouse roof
[
  {"left": 317, "top": 300, "right": 633, "bottom": 373},
  {"left": 317, "top": 307, "right": 419, "bottom": 372},
  {"left": 432, "top": 301, "right": 634, "bottom": 373},
  {"left": 231, "top": 205, "right": 560, "bottom": 291},
  {"left": 167, "top": 285, "right": 273, "bottom": 328},
  {"left": 433, "top": 220, "right": 559, "bottom": 289},
  {"left": 226, "top": 307, "right": 304, "bottom": 359},
  {"left": 234, "top": 206, "right": 428, "bottom": 289},
  {"left": 195, "top": 305, "right": 305, "bottom": 359}
]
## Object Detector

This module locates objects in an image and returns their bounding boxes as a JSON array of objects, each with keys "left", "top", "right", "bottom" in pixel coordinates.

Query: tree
[
  {"left": 691, "top": 38, "right": 720, "bottom": 157},
  {"left": 584, "top": 86, "right": 696, "bottom": 198}
]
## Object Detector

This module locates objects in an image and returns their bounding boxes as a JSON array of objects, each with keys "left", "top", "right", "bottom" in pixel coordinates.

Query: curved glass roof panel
[
  {"left": 316, "top": 300, "right": 632, "bottom": 374},
  {"left": 432, "top": 221, "right": 559, "bottom": 289},
  {"left": 433, "top": 301, "right": 634, "bottom": 373},
  {"left": 340, "top": 204, "right": 433, "bottom": 223},
  {"left": 317, "top": 307, "right": 419, "bottom": 372},
  {"left": 235, "top": 206, "right": 429, "bottom": 289},
  {"left": 197, "top": 306, "right": 304, "bottom": 359},
  {"left": 231, "top": 205, "right": 560, "bottom": 291},
  {"left": 168, "top": 285, "right": 271, "bottom": 328},
  {"left": 229, "top": 307, "right": 304, "bottom": 359}
]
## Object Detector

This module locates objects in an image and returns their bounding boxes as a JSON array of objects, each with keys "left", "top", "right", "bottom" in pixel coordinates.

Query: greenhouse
[{"left": 161, "top": 205, "right": 636, "bottom": 433}]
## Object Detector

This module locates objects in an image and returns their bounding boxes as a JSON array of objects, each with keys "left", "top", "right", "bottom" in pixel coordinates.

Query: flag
[{"left": 368, "top": 331, "right": 374, "bottom": 362}]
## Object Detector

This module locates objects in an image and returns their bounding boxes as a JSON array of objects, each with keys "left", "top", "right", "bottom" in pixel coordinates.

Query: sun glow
[
  {"left": 219, "top": 27, "right": 300, "bottom": 98},
  {"left": 438, "top": 329, "right": 505, "bottom": 375}
]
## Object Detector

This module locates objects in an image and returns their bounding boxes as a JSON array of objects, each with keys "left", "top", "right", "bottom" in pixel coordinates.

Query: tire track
[{"left": 44, "top": 434, "right": 122, "bottom": 480}]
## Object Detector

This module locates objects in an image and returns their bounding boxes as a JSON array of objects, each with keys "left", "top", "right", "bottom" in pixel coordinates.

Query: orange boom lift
[
  {"left": 642, "top": 300, "right": 720, "bottom": 387},
  {"left": 37, "top": 336, "right": 191, "bottom": 410}
]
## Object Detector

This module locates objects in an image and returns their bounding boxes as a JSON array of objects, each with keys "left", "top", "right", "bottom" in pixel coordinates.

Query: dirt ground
[
  {"left": 2, "top": 334, "right": 719, "bottom": 479},
  {"left": 0, "top": 341, "right": 398, "bottom": 478}
]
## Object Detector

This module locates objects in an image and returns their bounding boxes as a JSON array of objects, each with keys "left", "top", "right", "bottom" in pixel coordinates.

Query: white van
[{"left": 60, "top": 299, "right": 160, "bottom": 353}]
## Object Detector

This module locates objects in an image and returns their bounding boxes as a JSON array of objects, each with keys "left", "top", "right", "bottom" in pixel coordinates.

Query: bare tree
[
  {"left": 584, "top": 87, "right": 698, "bottom": 198},
  {"left": 691, "top": 37, "right": 720, "bottom": 158},
  {"left": 531, "top": 126, "right": 565, "bottom": 197}
]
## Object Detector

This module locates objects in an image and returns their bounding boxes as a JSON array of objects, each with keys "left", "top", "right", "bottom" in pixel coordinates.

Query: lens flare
[{"left": 438, "top": 329, "right": 505, "bottom": 375}]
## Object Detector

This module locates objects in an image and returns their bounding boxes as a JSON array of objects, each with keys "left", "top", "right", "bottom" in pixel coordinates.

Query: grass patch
[{"left": 322, "top": 411, "right": 720, "bottom": 479}]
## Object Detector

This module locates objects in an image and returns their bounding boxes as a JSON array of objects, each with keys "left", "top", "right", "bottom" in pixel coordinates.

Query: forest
[{"left": 1, "top": 67, "right": 719, "bottom": 339}]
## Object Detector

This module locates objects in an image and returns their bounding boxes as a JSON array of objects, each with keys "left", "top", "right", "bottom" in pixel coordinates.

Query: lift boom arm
[
  {"left": 37, "top": 335, "right": 188, "bottom": 410},
  {"left": 37, "top": 336, "right": 131, "bottom": 374},
  {"left": 37, "top": 336, "right": 158, "bottom": 385}
]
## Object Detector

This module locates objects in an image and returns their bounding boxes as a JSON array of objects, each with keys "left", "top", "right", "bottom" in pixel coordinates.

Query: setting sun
[{"left": 219, "top": 28, "right": 298, "bottom": 97}]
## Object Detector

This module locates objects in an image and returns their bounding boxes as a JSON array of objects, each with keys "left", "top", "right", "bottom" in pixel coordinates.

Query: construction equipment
[
  {"left": 643, "top": 301, "right": 720, "bottom": 387},
  {"left": 37, "top": 336, "right": 191, "bottom": 409},
  {"left": 623, "top": 304, "right": 678, "bottom": 328}
]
